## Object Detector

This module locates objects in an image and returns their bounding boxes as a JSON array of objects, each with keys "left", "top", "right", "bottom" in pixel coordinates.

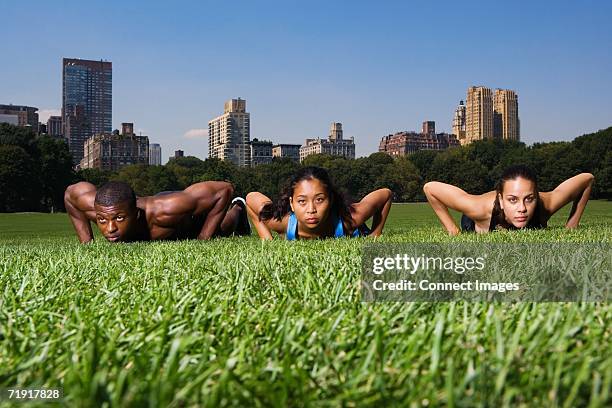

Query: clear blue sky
[{"left": 2, "top": 0, "right": 611, "bottom": 162}]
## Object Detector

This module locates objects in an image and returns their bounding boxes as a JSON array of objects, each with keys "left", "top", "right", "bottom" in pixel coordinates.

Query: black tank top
[
  {"left": 461, "top": 213, "right": 503, "bottom": 232},
  {"left": 461, "top": 203, "right": 547, "bottom": 232}
]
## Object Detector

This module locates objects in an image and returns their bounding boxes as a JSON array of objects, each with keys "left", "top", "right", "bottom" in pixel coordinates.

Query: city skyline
[{"left": 2, "top": 1, "right": 611, "bottom": 162}]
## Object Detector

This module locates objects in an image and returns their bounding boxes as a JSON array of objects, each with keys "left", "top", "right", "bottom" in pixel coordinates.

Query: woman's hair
[
  {"left": 491, "top": 164, "right": 547, "bottom": 229},
  {"left": 259, "top": 166, "right": 353, "bottom": 229}
]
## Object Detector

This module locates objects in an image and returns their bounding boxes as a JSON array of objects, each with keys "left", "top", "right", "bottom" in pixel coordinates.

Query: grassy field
[{"left": 0, "top": 202, "right": 610, "bottom": 406}]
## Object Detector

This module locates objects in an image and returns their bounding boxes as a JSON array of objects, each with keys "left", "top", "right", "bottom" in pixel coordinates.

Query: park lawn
[
  {"left": 0, "top": 202, "right": 610, "bottom": 406},
  {"left": 1, "top": 200, "right": 611, "bottom": 242}
]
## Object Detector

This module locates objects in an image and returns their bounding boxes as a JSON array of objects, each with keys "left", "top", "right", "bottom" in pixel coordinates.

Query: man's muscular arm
[
  {"left": 152, "top": 181, "right": 234, "bottom": 240},
  {"left": 191, "top": 182, "right": 233, "bottom": 239},
  {"left": 64, "top": 182, "right": 97, "bottom": 243}
]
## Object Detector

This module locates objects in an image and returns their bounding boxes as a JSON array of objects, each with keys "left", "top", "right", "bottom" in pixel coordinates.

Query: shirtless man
[{"left": 64, "top": 180, "right": 250, "bottom": 243}]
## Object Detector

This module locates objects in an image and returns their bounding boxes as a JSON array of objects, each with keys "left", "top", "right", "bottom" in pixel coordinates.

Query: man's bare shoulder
[
  {"left": 66, "top": 181, "right": 96, "bottom": 196},
  {"left": 65, "top": 182, "right": 97, "bottom": 216},
  {"left": 143, "top": 192, "right": 198, "bottom": 223},
  {"left": 183, "top": 181, "right": 232, "bottom": 197},
  {"left": 144, "top": 182, "right": 233, "bottom": 223}
]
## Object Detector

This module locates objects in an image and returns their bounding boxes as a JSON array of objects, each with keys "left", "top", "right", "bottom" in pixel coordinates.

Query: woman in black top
[{"left": 423, "top": 165, "right": 595, "bottom": 234}]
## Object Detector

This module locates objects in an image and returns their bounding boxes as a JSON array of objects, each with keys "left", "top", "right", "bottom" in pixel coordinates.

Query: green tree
[
  {"left": 408, "top": 150, "right": 440, "bottom": 182},
  {"left": 166, "top": 156, "right": 207, "bottom": 189},
  {"left": 37, "top": 136, "right": 75, "bottom": 211},
  {"left": 0, "top": 145, "right": 41, "bottom": 211},
  {"left": 349, "top": 153, "right": 394, "bottom": 199},
  {"left": 466, "top": 139, "right": 525, "bottom": 170},
  {"left": 571, "top": 127, "right": 612, "bottom": 199},
  {"left": 0, "top": 123, "right": 38, "bottom": 155},
  {"left": 197, "top": 158, "right": 239, "bottom": 183},
  {"left": 77, "top": 168, "right": 114, "bottom": 187},
  {"left": 530, "top": 142, "right": 587, "bottom": 191},
  {"left": 113, "top": 164, "right": 180, "bottom": 196},
  {"left": 302, "top": 154, "right": 364, "bottom": 199},
  {"left": 375, "top": 157, "right": 421, "bottom": 202},
  {"left": 429, "top": 148, "right": 489, "bottom": 194},
  {"left": 572, "top": 126, "right": 612, "bottom": 172},
  {"left": 593, "top": 151, "right": 612, "bottom": 199},
  {"left": 245, "top": 158, "right": 300, "bottom": 198}
]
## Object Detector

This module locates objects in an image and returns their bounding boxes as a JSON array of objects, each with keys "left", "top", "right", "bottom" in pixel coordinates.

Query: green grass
[{"left": 0, "top": 202, "right": 611, "bottom": 406}]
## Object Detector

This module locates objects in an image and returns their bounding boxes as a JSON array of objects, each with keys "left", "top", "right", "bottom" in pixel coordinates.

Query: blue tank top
[{"left": 286, "top": 212, "right": 368, "bottom": 240}]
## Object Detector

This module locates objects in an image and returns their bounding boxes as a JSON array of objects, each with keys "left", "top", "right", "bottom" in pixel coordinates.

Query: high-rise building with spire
[{"left": 452, "top": 100, "right": 467, "bottom": 145}]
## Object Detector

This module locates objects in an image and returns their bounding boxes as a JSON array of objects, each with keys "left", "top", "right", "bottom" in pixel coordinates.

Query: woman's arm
[
  {"left": 539, "top": 173, "right": 595, "bottom": 228},
  {"left": 423, "top": 182, "right": 492, "bottom": 235},
  {"left": 351, "top": 188, "right": 393, "bottom": 237},
  {"left": 245, "top": 192, "right": 286, "bottom": 240}
]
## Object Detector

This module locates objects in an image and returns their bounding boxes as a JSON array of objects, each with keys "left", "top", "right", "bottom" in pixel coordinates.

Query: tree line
[{"left": 0, "top": 122, "right": 609, "bottom": 212}]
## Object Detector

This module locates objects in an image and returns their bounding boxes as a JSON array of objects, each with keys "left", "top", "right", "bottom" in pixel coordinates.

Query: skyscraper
[
  {"left": 465, "top": 86, "right": 493, "bottom": 143},
  {"left": 62, "top": 58, "right": 112, "bottom": 165},
  {"left": 494, "top": 89, "right": 520, "bottom": 141},
  {"left": 452, "top": 100, "right": 467, "bottom": 145},
  {"left": 149, "top": 143, "right": 162, "bottom": 165},
  {"left": 208, "top": 98, "right": 251, "bottom": 167}
]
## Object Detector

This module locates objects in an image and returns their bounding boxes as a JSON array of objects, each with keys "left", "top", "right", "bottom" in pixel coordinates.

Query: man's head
[{"left": 94, "top": 181, "right": 139, "bottom": 242}]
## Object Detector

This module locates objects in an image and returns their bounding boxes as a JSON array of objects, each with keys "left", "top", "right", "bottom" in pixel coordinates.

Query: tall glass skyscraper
[
  {"left": 62, "top": 58, "right": 112, "bottom": 165},
  {"left": 149, "top": 143, "right": 162, "bottom": 165}
]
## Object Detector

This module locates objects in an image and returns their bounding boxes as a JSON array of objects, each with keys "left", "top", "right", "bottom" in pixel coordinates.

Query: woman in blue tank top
[
  {"left": 423, "top": 165, "right": 595, "bottom": 234},
  {"left": 245, "top": 166, "right": 392, "bottom": 240}
]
